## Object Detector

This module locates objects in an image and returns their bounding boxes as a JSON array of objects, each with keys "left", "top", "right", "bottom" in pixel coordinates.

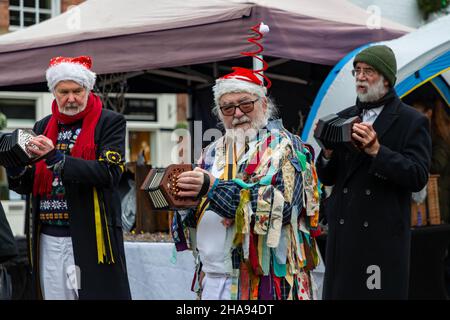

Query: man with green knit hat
[
  {"left": 354, "top": 45, "right": 397, "bottom": 86},
  {"left": 316, "top": 45, "right": 432, "bottom": 299}
]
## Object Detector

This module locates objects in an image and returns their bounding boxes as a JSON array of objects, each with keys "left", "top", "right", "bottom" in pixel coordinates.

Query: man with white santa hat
[{"left": 7, "top": 56, "right": 131, "bottom": 300}]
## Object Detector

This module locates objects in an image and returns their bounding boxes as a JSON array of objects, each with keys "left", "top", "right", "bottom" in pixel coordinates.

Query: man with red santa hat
[{"left": 173, "top": 23, "right": 322, "bottom": 300}]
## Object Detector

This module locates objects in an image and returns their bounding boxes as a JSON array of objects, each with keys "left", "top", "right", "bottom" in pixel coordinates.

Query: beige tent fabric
[
  {"left": 245, "top": 0, "right": 411, "bottom": 30},
  {"left": 0, "top": 0, "right": 412, "bottom": 86},
  {"left": 0, "top": 0, "right": 253, "bottom": 50}
]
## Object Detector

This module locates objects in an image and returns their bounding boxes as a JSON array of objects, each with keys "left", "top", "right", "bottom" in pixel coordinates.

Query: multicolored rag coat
[{"left": 172, "top": 120, "right": 322, "bottom": 300}]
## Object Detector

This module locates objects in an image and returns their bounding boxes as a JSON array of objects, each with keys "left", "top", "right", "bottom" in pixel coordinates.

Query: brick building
[{"left": 0, "top": 0, "right": 84, "bottom": 34}]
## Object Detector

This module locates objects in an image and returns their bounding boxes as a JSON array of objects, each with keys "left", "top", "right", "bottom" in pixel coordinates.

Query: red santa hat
[
  {"left": 46, "top": 55, "right": 96, "bottom": 91},
  {"left": 213, "top": 22, "right": 271, "bottom": 106}
]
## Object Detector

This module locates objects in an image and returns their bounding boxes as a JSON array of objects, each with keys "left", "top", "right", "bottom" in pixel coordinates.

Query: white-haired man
[
  {"left": 7, "top": 56, "right": 131, "bottom": 300},
  {"left": 173, "top": 66, "right": 322, "bottom": 300},
  {"left": 316, "top": 45, "right": 431, "bottom": 299}
]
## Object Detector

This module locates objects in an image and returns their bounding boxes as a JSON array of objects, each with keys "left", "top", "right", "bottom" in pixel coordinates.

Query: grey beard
[
  {"left": 225, "top": 113, "right": 268, "bottom": 137},
  {"left": 55, "top": 90, "right": 90, "bottom": 115},
  {"left": 356, "top": 77, "right": 387, "bottom": 102}
]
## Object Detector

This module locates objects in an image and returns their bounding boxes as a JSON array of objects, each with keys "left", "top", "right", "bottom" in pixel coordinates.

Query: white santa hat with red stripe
[{"left": 46, "top": 55, "right": 96, "bottom": 92}]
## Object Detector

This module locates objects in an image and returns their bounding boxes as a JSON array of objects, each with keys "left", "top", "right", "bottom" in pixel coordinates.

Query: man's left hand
[
  {"left": 352, "top": 122, "right": 380, "bottom": 157},
  {"left": 177, "top": 167, "right": 216, "bottom": 198}
]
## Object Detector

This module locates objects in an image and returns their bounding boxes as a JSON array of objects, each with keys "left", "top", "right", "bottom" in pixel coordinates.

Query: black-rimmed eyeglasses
[
  {"left": 351, "top": 67, "right": 376, "bottom": 77},
  {"left": 219, "top": 98, "right": 260, "bottom": 116}
]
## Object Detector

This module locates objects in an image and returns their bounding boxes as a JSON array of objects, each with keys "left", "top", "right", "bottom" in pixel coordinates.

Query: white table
[
  {"left": 124, "top": 242, "right": 197, "bottom": 300},
  {"left": 124, "top": 241, "right": 325, "bottom": 300}
]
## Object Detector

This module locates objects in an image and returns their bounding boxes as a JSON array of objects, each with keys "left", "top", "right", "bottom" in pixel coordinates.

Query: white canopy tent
[{"left": 302, "top": 14, "right": 450, "bottom": 155}]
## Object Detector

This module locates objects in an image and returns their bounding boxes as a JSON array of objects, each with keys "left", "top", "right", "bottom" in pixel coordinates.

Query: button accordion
[
  {"left": 0, "top": 129, "right": 42, "bottom": 167},
  {"left": 140, "top": 164, "right": 200, "bottom": 210},
  {"left": 314, "top": 114, "right": 362, "bottom": 152}
]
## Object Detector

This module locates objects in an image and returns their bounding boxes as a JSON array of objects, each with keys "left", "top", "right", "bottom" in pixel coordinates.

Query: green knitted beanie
[{"left": 353, "top": 45, "right": 397, "bottom": 87}]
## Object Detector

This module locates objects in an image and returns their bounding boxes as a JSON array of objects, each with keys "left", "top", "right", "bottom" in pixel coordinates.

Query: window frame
[{"left": 9, "top": 0, "right": 60, "bottom": 30}]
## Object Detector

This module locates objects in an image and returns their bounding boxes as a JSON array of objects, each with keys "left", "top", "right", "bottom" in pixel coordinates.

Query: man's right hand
[
  {"left": 177, "top": 167, "right": 215, "bottom": 198},
  {"left": 26, "top": 135, "right": 55, "bottom": 158}
]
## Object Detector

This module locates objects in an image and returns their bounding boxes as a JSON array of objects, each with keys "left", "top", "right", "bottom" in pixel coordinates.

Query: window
[
  {"left": 0, "top": 97, "right": 37, "bottom": 129},
  {"left": 9, "top": 0, "right": 60, "bottom": 31},
  {"left": 128, "top": 131, "right": 151, "bottom": 163},
  {"left": 0, "top": 98, "right": 36, "bottom": 120},
  {"left": 106, "top": 97, "right": 158, "bottom": 121}
]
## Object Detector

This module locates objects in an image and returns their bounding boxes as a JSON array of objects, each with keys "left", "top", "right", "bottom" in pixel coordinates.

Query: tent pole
[{"left": 253, "top": 55, "right": 264, "bottom": 82}]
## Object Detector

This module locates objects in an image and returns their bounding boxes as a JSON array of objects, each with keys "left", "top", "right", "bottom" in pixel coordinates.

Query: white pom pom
[{"left": 259, "top": 22, "right": 270, "bottom": 34}]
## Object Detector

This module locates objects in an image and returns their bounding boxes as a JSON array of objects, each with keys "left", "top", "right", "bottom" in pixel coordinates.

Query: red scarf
[{"left": 33, "top": 93, "right": 103, "bottom": 196}]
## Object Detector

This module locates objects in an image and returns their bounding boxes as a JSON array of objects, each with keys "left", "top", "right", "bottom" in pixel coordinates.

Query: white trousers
[
  {"left": 201, "top": 273, "right": 231, "bottom": 300},
  {"left": 39, "top": 234, "right": 79, "bottom": 300}
]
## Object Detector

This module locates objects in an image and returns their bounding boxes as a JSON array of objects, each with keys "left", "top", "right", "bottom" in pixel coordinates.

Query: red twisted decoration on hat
[{"left": 240, "top": 22, "right": 272, "bottom": 89}]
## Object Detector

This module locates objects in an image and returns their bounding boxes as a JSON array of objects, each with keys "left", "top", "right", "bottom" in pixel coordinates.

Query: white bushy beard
[
  {"left": 224, "top": 109, "right": 268, "bottom": 142},
  {"left": 356, "top": 76, "right": 388, "bottom": 102}
]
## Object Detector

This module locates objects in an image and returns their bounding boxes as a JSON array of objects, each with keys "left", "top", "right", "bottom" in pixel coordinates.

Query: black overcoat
[
  {"left": 8, "top": 109, "right": 131, "bottom": 300},
  {"left": 0, "top": 204, "right": 17, "bottom": 263},
  {"left": 316, "top": 95, "right": 431, "bottom": 299}
]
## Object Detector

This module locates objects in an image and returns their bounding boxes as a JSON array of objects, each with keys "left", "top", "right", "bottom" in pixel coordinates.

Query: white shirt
[
  {"left": 196, "top": 163, "right": 227, "bottom": 274},
  {"left": 361, "top": 105, "right": 384, "bottom": 124},
  {"left": 196, "top": 140, "right": 254, "bottom": 274}
]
